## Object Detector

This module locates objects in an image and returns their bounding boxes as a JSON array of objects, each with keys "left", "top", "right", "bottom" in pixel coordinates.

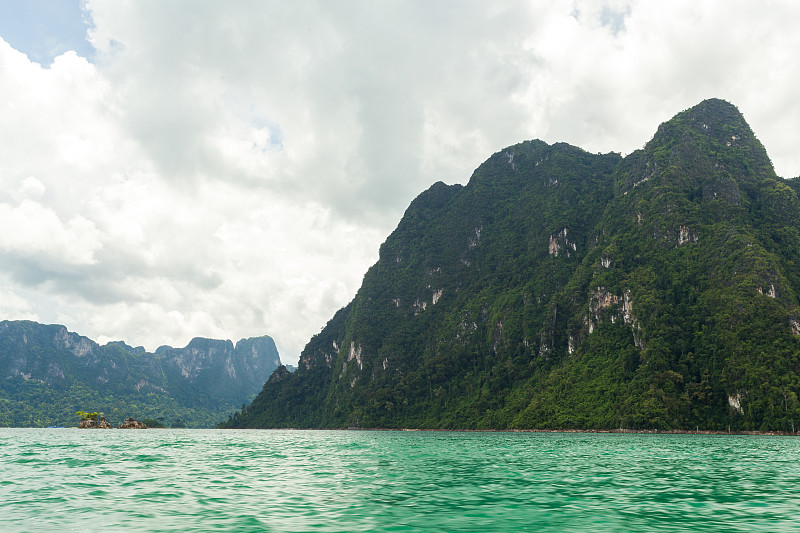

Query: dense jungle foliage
[{"left": 223, "top": 99, "right": 800, "bottom": 432}]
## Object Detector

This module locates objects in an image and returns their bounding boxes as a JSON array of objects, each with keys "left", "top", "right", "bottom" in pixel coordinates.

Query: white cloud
[
  {"left": 0, "top": 199, "right": 102, "bottom": 265},
  {"left": 0, "top": 1, "right": 798, "bottom": 364},
  {"left": 0, "top": 285, "right": 39, "bottom": 322},
  {"left": 15, "top": 176, "right": 46, "bottom": 200}
]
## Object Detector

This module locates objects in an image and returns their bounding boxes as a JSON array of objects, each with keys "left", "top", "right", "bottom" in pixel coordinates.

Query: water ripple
[{"left": 2, "top": 429, "right": 800, "bottom": 531}]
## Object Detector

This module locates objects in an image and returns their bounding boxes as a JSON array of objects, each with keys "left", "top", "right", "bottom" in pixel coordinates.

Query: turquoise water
[{"left": 1, "top": 429, "right": 799, "bottom": 532}]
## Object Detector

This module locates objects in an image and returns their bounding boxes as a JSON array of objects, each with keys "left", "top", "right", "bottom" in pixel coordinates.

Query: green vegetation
[
  {"left": 141, "top": 417, "right": 166, "bottom": 428},
  {"left": 222, "top": 99, "right": 800, "bottom": 432},
  {"left": 0, "top": 323, "right": 281, "bottom": 428}
]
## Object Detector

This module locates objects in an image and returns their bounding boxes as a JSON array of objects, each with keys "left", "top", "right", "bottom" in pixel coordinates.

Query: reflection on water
[{"left": 1, "top": 428, "right": 799, "bottom": 532}]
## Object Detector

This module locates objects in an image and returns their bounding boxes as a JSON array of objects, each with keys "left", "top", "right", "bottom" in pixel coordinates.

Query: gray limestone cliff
[{"left": 0, "top": 320, "right": 282, "bottom": 427}]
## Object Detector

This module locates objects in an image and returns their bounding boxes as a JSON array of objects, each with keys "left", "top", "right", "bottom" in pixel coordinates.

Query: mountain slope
[
  {"left": 0, "top": 320, "right": 281, "bottom": 427},
  {"left": 225, "top": 99, "right": 800, "bottom": 432}
]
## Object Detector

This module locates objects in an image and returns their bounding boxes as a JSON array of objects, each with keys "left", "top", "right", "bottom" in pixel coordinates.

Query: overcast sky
[{"left": 0, "top": 1, "right": 798, "bottom": 365}]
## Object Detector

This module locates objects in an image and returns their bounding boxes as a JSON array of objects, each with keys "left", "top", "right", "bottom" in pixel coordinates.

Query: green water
[{"left": 1, "top": 429, "right": 799, "bottom": 532}]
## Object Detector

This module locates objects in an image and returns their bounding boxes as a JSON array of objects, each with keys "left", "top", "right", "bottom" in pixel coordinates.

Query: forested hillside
[
  {"left": 223, "top": 99, "right": 800, "bottom": 432},
  {"left": 0, "top": 321, "right": 281, "bottom": 427}
]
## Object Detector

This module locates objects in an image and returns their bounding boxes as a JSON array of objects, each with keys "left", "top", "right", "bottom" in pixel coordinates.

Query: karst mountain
[{"left": 231, "top": 99, "right": 799, "bottom": 431}]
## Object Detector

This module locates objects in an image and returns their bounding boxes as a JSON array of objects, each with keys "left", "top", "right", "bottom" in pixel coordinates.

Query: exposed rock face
[
  {"left": 0, "top": 320, "right": 282, "bottom": 427},
  {"left": 228, "top": 99, "right": 800, "bottom": 433},
  {"left": 118, "top": 417, "right": 147, "bottom": 429},
  {"left": 79, "top": 416, "right": 112, "bottom": 429},
  {"left": 155, "top": 336, "right": 282, "bottom": 402}
]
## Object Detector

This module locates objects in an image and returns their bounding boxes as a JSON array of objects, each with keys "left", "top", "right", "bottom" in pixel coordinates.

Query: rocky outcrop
[
  {"left": 79, "top": 416, "right": 112, "bottom": 429},
  {"left": 118, "top": 417, "right": 147, "bottom": 429},
  {"left": 154, "top": 336, "right": 281, "bottom": 401}
]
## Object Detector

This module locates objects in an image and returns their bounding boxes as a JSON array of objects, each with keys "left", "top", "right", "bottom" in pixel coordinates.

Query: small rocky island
[
  {"left": 78, "top": 413, "right": 112, "bottom": 429},
  {"left": 76, "top": 411, "right": 147, "bottom": 429},
  {"left": 118, "top": 417, "right": 147, "bottom": 429}
]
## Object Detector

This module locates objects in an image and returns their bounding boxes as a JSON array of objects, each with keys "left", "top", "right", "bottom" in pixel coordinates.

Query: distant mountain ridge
[
  {"left": 0, "top": 320, "right": 281, "bottom": 427},
  {"left": 224, "top": 98, "right": 800, "bottom": 432}
]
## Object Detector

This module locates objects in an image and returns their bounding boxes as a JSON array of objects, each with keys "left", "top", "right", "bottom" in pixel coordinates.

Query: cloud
[
  {"left": 0, "top": 0, "right": 94, "bottom": 66},
  {"left": 514, "top": 1, "right": 800, "bottom": 177},
  {"left": 0, "top": 1, "right": 799, "bottom": 364},
  {"left": 0, "top": 285, "right": 39, "bottom": 322},
  {"left": 0, "top": 199, "right": 102, "bottom": 266}
]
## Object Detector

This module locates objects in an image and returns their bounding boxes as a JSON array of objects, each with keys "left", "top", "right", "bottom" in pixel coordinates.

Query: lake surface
[{"left": 1, "top": 429, "right": 799, "bottom": 532}]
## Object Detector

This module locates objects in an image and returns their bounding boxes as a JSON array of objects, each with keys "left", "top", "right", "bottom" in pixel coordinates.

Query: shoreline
[
  {"left": 223, "top": 426, "right": 800, "bottom": 436},
  {"left": 6, "top": 426, "right": 798, "bottom": 436},
  {"left": 358, "top": 428, "right": 799, "bottom": 436}
]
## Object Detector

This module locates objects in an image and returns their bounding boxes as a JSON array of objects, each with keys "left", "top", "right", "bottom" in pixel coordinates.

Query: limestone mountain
[
  {"left": 0, "top": 320, "right": 281, "bottom": 427},
  {"left": 224, "top": 99, "right": 800, "bottom": 432}
]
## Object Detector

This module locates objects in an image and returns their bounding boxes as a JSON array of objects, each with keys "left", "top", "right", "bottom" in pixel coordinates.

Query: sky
[{"left": 0, "top": 1, "right": 798, "bottom": 365}]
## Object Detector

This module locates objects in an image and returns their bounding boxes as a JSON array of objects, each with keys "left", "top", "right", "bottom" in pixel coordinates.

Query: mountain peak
[
  {"left": 651, "top": 98, "right": 748, "bottom": 145},
  {"left": 638, "top": 98, "right": 775, "bottom": 190},
  {"left": 225, "top": 98, "right": 800, "bottom": 433},
  {"left": 0, "top": 320, "right": 282, "bottom": 427},
  {"left": 674, "top": 98, "right": 752, "bottom": 141},
  {"left": 684, "top": 97, "right": 742, "bottom": 121}
]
